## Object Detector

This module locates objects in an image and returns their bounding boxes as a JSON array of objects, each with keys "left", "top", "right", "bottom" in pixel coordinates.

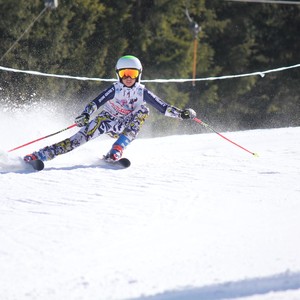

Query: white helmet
[{"left": 115, "top": 55, "right": 142, "bottom": 82}]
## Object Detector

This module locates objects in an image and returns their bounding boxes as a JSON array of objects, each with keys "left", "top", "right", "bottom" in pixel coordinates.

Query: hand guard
[
  {"left": 181, "top": 108, "right": 196, "bottom": 120},
  {"left": 75, "top": 113, "right": 90, "bottom": 127}
]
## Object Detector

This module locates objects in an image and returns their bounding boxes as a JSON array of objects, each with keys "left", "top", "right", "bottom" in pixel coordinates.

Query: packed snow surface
[{"left": 1, "top": 107, "right": 300, "bottom": 300}]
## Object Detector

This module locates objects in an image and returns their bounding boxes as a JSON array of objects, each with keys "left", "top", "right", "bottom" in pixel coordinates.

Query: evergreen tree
[{"left": 0, "top": 0, "right": 299, "bottom": 129}]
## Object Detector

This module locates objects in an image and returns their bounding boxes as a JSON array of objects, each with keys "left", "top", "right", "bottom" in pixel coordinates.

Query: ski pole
[
  {"left": 193, "top": 117, "right": 258, "bottom": 157},
  {"left": 8, "top": 123, "right": 77, "bottom": 152}
]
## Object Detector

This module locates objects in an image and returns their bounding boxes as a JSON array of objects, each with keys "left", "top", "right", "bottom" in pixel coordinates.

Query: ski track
[{"left": 1, "top": 114, "right": 300, "bottom": 300}]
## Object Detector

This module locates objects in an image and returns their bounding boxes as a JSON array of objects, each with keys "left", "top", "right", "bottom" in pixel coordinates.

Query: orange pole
[
  {"left": 8, "top": 123, "right": 77, "bottom": 152},
  {"left": 193, "top": 118, "right": 258, "bottom": 156}
]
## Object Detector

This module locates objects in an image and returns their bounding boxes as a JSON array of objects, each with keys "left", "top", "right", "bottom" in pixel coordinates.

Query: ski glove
[
  {"left": 181, "top": 108, "right": 196, "bottom": 120},
  {"left": 75, "top": 113, "right": 90, "bottom": 127}
]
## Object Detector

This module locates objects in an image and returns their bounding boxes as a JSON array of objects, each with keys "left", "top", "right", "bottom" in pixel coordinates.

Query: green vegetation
[{"left": 0, "top": 0, "right": 299, "bottom": 130}]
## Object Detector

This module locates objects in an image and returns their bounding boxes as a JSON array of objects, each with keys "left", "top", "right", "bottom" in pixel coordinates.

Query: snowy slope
[{"left": 1, "top": 106, "right": 300, "bottom": 300}]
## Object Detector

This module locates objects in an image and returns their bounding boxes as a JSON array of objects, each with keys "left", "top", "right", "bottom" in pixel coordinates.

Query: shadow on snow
[{"left": 135, "top": 271, "right": 300, "bottom": 300}]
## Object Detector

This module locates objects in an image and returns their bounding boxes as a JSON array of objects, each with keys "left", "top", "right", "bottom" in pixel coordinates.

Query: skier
[{"left": 23, "top": 55, "right": 196, "bottom": 164}]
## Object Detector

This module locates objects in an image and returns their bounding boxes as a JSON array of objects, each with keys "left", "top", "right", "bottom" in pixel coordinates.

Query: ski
[
  {"left": 116, "top": 158, "right": 131, "bottom": 168},
  {"left": 102, "top": 157, "right": 131, "bottom": 169},
  {"left": 26, "top": 159, "right": 45, "bottom": 171}
]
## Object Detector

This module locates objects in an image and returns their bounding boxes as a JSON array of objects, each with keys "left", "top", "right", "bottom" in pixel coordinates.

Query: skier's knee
[{"left": 123, "top": 106, "right": 149, "bottom": 139}]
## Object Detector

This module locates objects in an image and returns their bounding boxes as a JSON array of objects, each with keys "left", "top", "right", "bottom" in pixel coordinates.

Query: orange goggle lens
[{"left": 118, "top": 69, "right": 139, "bottom": 79}]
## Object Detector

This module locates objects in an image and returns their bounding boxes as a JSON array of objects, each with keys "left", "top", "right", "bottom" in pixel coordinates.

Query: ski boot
[
  {"left": 104, "top": 145, "right": 123, "bottom": 162},
  {"left": 23, "top": 153, "right": 45, "bottom": 171},
  {"left": 23, "top": 153, "right": 39, "bottom": 162}
]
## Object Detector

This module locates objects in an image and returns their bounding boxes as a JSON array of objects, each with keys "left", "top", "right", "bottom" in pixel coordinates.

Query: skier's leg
[
  {"left": 105, "top": 106, "right": 149, "bottom": 160},
  {"left": 31, "top": 131, "right": 85, "bottom": 161},
  {"left": 105, "top": 134, "right": 131, "bottom": 161},
  {"left": 28, "top": 112, "right": 115, "bottom": 161}
]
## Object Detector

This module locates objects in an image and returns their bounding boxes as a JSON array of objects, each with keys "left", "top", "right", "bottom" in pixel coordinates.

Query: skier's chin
[
  {"left": 123, "top": 82, "right": 136, "bottom": 88},
  {"left": 122, "top": 77, "right": 137, "bottom": 88}
]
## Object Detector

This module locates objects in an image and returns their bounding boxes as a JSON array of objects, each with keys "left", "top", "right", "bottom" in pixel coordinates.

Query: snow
[{"left": 1, "top": 106, "right": 300, "bottom": 300}]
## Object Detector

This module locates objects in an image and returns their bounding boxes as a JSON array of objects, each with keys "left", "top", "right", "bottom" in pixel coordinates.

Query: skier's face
[{"left": 122, "top": 76, "right": 136, "bottom": 87}]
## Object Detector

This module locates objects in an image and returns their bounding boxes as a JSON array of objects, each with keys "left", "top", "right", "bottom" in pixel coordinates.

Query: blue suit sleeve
[
  {"left": 83, "top": 85, "right": 115, "bottom": 115},
  {"left": 91, "top": 85, "right": 115, "bottom": 109},
  {"left": 143, "top": 87, "right": 183, "bottom": 119},
  {"left": 143, "top": 88, "right": 169, "bottom": 114}
]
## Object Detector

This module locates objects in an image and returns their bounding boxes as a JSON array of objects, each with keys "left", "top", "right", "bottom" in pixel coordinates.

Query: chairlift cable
[{"left": 0, "top": 6, "right": 48, "bottom": 62}]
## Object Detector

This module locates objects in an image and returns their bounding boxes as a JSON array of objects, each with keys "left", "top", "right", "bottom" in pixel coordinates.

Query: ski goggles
[{"left": 117, "top": 69, "right": 140, "bottom": 79}]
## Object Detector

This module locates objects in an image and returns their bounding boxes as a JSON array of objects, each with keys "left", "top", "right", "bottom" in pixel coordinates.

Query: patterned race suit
[{"left": 33, "top": 81, "right": 183, "bottom": 161}]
